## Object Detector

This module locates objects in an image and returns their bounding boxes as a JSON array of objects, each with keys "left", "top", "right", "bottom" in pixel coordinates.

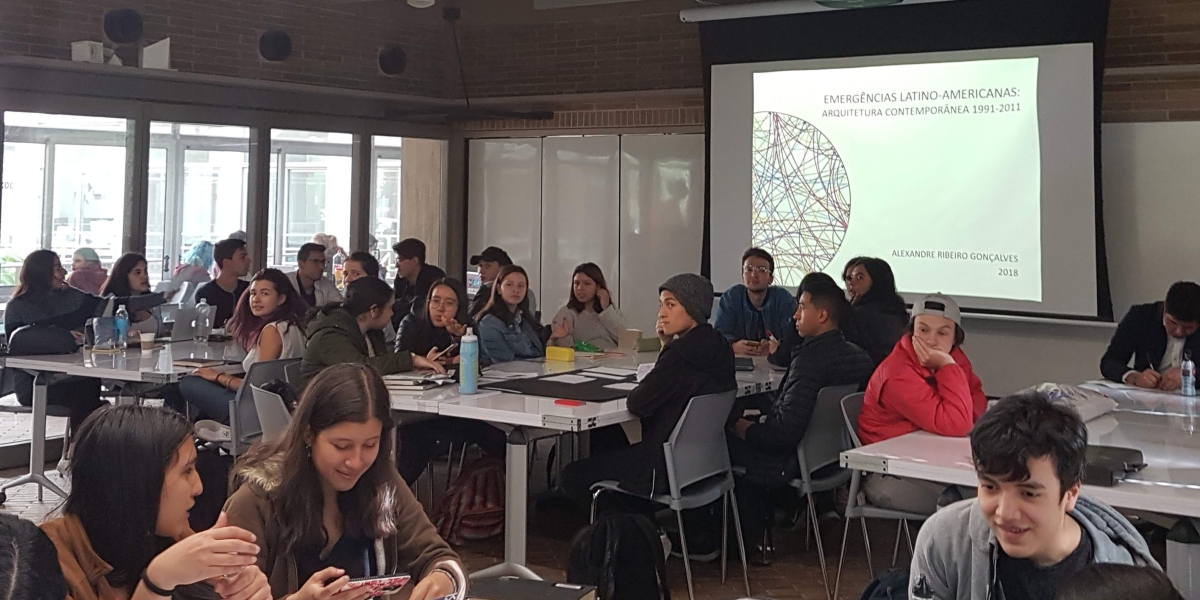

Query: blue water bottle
[
  {"left": 459, "top": 327, "right": 479, "bottom": 395},
  {"left": 1183, "top": 351, "right": 1196, "bottom": 397},
  {"left": 113, "top": 305, "right": 129, "bottom": 349}
]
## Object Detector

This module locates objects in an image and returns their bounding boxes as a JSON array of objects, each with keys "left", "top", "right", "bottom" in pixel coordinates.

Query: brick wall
[
  {"left": 0, "top": 0, "right": 446, "bottom": 96},
  {"left": 1103, "top": 0, "right": 1200, "bottom": 122}
]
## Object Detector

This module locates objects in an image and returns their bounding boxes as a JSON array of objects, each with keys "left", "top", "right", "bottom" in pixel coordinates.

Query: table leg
[
  {"left": 470, "top": 426, "right": 541, "bottom": 581},
  {"left": 1, "top": 372, "right": 68, "bottom": 503}
]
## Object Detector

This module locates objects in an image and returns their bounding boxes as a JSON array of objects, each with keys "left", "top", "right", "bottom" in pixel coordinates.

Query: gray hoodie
[{"left": 910, "top": 496, "right": 1158, "bottom": 600}]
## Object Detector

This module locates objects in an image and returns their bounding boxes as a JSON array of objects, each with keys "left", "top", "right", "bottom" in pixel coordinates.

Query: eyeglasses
[{"left": 743, "top": 266, "right": 772, "bottom": 275}]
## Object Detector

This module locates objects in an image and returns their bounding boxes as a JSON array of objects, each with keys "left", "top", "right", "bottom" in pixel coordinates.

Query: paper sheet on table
[
  {"left": 581, "top": 370, "right": 627, "bottom": 380},
  {"left": 604, "top": 382, "right": 639, "bottom": 391},
  {"left": 586, "top": 367, "right": 638, "bottom": 377},
  {"left": 542, "top": 374, "right": 596, "bottom": 385},
  {"left": 480, "top": 371, "right": 539, "bottom": 380}
]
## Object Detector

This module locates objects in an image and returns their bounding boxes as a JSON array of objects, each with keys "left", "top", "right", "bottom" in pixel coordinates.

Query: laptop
[{"left": 162, "top": 306, "right": 198, "bottom": 342}]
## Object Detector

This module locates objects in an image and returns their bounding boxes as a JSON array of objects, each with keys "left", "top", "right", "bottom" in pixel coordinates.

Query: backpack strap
[{"left": 630, "top": 515, "right": 671, "bottom": 600}]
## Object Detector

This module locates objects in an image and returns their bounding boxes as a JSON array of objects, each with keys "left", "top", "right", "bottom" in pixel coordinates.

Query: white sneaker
[
  {"left": 57, "top": 456, "right": 71, "bottom": 477},
  {"left": 195, "top": 420, "right": 232, "bottom": 443},
  {"left": 661, "top": 530, "right": 672, "bottom": 560}
]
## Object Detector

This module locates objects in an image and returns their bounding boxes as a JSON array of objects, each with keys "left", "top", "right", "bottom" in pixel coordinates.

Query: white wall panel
[
  {"left": 539, "top": 136, "right": 621, "bottom": 317},
  {"left": 619, "top": 134, "right": 706, "bottom": 333},
  {"left": 467, "top": 138, "right": 543, "bottom": 301}
]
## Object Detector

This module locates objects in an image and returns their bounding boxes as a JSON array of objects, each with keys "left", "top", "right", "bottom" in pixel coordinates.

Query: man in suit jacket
[{"left": 1101, "top": 281, "right": 1200, "bottom": 391}]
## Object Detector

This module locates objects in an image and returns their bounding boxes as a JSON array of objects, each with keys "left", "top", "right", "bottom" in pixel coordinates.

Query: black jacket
[
  {"left": 625, "top": 323, "right": 736, "bottom": 495},
  {"left": 855, "top": 300, "right": 908, "bottom": 365},
  {"left": 742, "top": 329, "right": 874, "bottom": 478},
  {"left": 392, "top": 263, "right": 446, "bottom": 326},
  {"left": 1101, "top": 301, "right": 1200, "bottom": 383},
  {"left": 4, "top": 287, "right": 165, "bottom": 333},
  {"left": 397, "top": 312, "right": 457, "bottom": 357}
]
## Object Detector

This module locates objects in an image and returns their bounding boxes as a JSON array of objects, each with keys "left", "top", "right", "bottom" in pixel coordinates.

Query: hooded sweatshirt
[
  {"left": 299, "top": 306, "right": 413, "bottom": 388},
  {"left": 910, "top": 496, "right": 1158, "bottom": 600},
  {"left": 222, "top": 455, "right": 466, "bottom": 600},
  {"left": 624, "top": 322, "right": 737, "bottom": 495}
]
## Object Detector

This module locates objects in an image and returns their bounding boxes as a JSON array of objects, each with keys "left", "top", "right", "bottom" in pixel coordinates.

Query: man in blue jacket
[{"left": 714, "top": 248, "right": 796, "bottom": 356}]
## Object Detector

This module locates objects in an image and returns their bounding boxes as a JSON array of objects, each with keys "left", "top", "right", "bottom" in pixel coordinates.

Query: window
[
  {"left": 373, "top": 136, "right": 403, "bottom": 280},
  {"left": 268, "top": 130, "right": 352, "bottom": 269},
  {"left": 147, "top": 122, "right": 250, "bottom": 285},
  {"left": 1, "top": 112, "right": 128, "bottom": 298}
]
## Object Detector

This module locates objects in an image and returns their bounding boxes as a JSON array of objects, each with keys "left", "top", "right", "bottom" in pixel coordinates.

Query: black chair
[{"left": 0, "top": 325, "right": 82, "bottom": 504}]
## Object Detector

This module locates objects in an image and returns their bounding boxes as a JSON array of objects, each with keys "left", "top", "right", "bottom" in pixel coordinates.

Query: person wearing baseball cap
[
  {"left": 856, "top": 292, "right": 987, "bottom": 514},
  {"left": 467, "top": 246, "right": 538, "bottom": 321}
]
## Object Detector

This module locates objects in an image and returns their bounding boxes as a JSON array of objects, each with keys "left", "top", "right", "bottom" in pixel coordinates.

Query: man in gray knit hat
[{"left": 656, "top": 273, "right": 715, "bottom": 341}]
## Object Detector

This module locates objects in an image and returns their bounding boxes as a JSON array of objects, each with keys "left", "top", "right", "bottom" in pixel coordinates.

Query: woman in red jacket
[{"left": 856, "top": 293, "right": 987, "bottom": 514}]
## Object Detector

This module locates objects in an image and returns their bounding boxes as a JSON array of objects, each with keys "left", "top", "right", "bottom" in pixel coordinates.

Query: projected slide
[{"left": 753, "top": 56, "right": 1043, "bottom": 301}]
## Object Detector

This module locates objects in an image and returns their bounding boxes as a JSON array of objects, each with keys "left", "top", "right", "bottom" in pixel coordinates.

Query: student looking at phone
[{"left": 714, "top": 248, "right": 796, "bottom": 357}]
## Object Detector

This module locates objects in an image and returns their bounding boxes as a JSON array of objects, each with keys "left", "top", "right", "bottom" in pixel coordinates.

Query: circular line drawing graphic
[{"left": 752, "top": 111, "right": 851, "bottom": 287}]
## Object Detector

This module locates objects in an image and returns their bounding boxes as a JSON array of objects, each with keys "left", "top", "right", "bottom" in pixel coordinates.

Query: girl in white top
[
  {"left": 179, "top": 268, "right": 308, "bottom": 423},
  {"left": 549, "top": 262, "right": 627, "bottom": 351}
]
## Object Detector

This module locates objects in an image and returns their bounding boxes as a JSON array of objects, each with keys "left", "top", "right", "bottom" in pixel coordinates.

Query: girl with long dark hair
[
  {"left": 40, "top": 405, "right": 270, "bottom": 600},
  {"left": 224, "top": 364, "right": 466, "bottom": 600},
  {"left": 548, "top": 263, "right": 626, "bottom": 350},
  {"left": 177, "top": 268, "right": 308, "bottom": 422},
  {"left": 101, "top": 252, "right": 164, "bottom": 336},
  {"left": 477, "top": 265, "right": 544, "bottom": 364},
  {"left": 845, "top": 257, "right": 909, "bottom": 364}
]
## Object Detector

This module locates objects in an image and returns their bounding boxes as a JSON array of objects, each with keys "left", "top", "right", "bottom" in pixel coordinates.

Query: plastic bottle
[
  {"left": 459, "top": 327, "right": 479, "bottom": 395},
  {"left": 332, "top": 249, "right": 347, "bottom": 290},
  {"left": 113, "top": 305, "right": 129, "bottom": 349},
  {"left": 1183, "top": 350, "right": 1196, "bottom": 398},
  {"left": 194, "top": 299, "right": 213, "bottom": 343}
]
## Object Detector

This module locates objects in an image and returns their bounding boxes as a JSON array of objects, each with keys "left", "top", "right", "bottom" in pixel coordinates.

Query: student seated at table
[
  {"left": 224, "top": 364, "right": 467, "bottom": 600},
  {"left": 549, "top": 263, "right": 627, "bottom": 351},
  {"left": 392, "top": 238, "right": 446, "bottom": 322},
  {"left": 41, "top": 404, "right": 270, "bottom": 600},
  {"left": 562, "top": 273, "right": 736, "bottom": 501},
  {"left": 299, "top": 276, "right": 443, "bottom": 389},
  {"left": 0, "top": 512, "right": 68, "bottom": 600},
  {"left": 287, "top": 242, "right": 343, "bottom": 308},
  {"left": 342, "top": 251, "right": 397, "bottom": 346},
  {"left": 727, "top": 274, "right": 874, "bottom": 558},
  {"left": 1058, "top": 564, "right": 1181, "bottom": 600},
  {"left": 844, "top": 256, "right": 909, "bottom": 365},
  {"left": 1100, "top": 281, "right": 1200, "bottom": 391},
  {"left": 194, "top": 238, "right": 251, "bottom": 329},
  {"left": 468, "top": 246, "right": 539, "bottom": 322},
  {"left": 175, "top": 268, "right": 308, "bottom": 422},
  {"left": 909, "top": 391, "right": 1157, "bottom": 600},
  {"left": 857, "top": 293, "right": 986, "bottom": 514},
  {"left": 4, "top": 250, "right": 169, "bottom": 435},
  {"left": 715, "top": 248, "right": 797, "bottom": 357},
  {"left": 66, "top": 247, "right": 108, "bottom": 296},
  {"left": 100, "top": 253, "right": 166, "bottom": 337},
  {"left": 478, "top": 265, "right": 546, "bottom": 364}
]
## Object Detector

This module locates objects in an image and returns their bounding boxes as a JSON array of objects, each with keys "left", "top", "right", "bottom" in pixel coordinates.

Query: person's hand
[
  {"left": 194, "top": 367, "right": 221, "bottom": 383},
  {"left": 755, "top": 339, "right": 772, "bottom": 356},
  {"left": 444, "top": 318, "right": 468, "bottom": 338},
  {"left": 912, "top": 336, "right": 955, "bottom": 370},
  {"left": 144, "top": 513, "right": 260, "bottom": 591},
  {"left": 731, "top": 340, "right": 761, "bottom": 356},
  {"left": 767, "top": 338, "right": 780, "bottom": 356},
  {"left": 597, "top": 288, "right": 612, "bottom": 310},
  {"left": 1128, "top": 368, "right": 1162, "bottom": 390},
  {"left": 655, "top": 319, "right": 671, "bottom": 346},
  {"left": 552, "top": 319, "right": 571, "bottom": 340},
  {"left": 426, "top": 347, "right": 446, "bottom": 365},
  {"left": 1158, "top": 367, "right": 1183, "bottom": 392},
  {"left": 290, "top": 567, "right": 371, "bottom": 600},
  {"left": 412, "top": 355, "right": 447, "bottom": 374},
  {"left": 210, "top": 564, "right": 271, "bottom": 600},
  {"left": 409, "top": 570, "right": 456, "bottom": 600},
  {"left": 71, "top": 330, "right": 87, "bottom": 345},
  {"left": 730, "top": 418, "right": 754, "bottom": 440}
]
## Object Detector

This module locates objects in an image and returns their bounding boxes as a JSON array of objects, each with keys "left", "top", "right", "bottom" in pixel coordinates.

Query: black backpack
[
  {"left": 567, "top": 513, "right": 671, "bottom": 600},
  {"left": 861, "top": 569, "right": 910, "bottom": 600}
]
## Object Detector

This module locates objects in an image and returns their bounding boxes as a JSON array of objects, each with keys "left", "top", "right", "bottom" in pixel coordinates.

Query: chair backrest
[
  {"left": 251, "top": 385, "right": 292, "bottom": 443},
  {"left": 228, "top": 358, "right": 300, "bottom": 454},
  {"left": 662, "top": 390, "right": 738, "bottom": 500},
  {"left": 284, "top": 361, "right": 301, "bottom": 386},
  {"left": 841, "top": 392, "right": 866, "bottom": 449},
  {"left": 797, "top": 384, "right": 861, "bottom": 477}
]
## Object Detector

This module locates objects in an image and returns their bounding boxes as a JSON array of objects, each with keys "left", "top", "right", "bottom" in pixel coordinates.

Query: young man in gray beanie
[{"left": 563, "top": 273, "right": 736, "bottom": 505}]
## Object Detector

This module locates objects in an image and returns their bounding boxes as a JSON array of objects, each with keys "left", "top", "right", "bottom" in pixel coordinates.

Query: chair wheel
[{"left": 0, "top": 490, "right": 7, "bottom": 505}]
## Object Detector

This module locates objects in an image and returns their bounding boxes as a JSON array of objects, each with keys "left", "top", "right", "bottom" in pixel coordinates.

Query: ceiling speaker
[
  {"left": 259, "top": 30, "right": 293, "bottom": 62},
  {"left": 103, "top": 9, "right": 144, "bottom": 45},
  {"left": 379, "top": 46, "right": 408, "bottom": 76}
]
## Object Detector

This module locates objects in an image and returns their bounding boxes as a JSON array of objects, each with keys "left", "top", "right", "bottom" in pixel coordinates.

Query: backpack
[
  {"left": 434, "top": 458, "right": 505, "bottom": 545},
  {"left": 861, "top": 569, "right": 910, "bottom": 600},
  {"left": 188, "top": 443, "right": 234, "bottom": 532},
  {"left": 567, "top": 513, "right": 671, "bottom": 600}
]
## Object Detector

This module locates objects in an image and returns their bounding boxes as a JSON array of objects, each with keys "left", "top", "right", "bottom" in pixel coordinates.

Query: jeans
[
  {"left": 396, "top": 418, "right": 507, "bottom": 485},
  {"left": 179, "top": 375, "right": 236, "bottom": 423}
]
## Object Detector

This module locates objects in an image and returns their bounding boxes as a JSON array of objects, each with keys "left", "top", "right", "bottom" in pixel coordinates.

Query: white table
[
  {"left": 841, "top": 410, "right": 1200, "bottom": 518},
  {"left": 1081, "top": 380, "right": 1199, "bottom": 417},
  {"left": 389, "top": 353, "right": 784, "bottom": 580},
  {"left": 0, "top": 340, "right": 239, "bottom": 502}
]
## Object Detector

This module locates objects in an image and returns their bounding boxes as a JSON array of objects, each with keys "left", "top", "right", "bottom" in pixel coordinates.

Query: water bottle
[
  {"left": 459, "top": 327, "right": 479, "bottom": 395},
  {"left": 1183, "top": 351, "right": 1196, "bottom": 397},
  {"left": 113, "top": 305, "right": 129, "bottom": 349},
  {"left": 332, "top": 249, "right": 347, "bottom": 290},
  {"left": 194, "top": 299, "right": 213, "bottom": 343}
]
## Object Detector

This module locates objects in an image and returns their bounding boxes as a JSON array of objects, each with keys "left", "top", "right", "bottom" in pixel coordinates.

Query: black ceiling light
[
  {"left": 103, "top": 9, "right": 144, "bottom": 45},
  {"left": 259, "top": 30, "right": 293, "bottom": 62},
  {"left": 379, "top": 46, "right": 408, "bottom": 76}
]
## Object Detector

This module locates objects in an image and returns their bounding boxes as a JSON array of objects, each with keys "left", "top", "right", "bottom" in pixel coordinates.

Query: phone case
[{"left": 340, "top": 574, "right": 411, "bottom": 596}]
